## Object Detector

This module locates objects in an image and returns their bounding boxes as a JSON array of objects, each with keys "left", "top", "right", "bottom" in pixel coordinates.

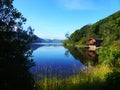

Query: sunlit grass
[{"left": 34, "top": 64, "right": 112, "bottom": 90}]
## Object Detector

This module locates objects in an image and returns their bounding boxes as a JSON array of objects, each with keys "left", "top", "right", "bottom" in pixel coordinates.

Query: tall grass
[{"left": 34, "top": 64, "right": 112, "bottom": 90}]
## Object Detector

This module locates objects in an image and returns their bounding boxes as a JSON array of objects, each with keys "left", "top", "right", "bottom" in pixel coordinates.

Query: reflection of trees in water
[
  {"left": 30, "top": 43, "right": 62, "bottom": 51},
  {"left": 66, "top": 47, "right": 98, "bottom": 66},
  {"left": 86, "top": 51, "right": 98, "bottom": 65},
  {"left": 65, "top": 50, "right": 70, "bottom": 57}
]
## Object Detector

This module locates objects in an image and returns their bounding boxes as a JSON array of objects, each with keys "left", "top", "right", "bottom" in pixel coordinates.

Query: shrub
[{"left": 104, "top": 69, "right": 120, "bottom": 90}]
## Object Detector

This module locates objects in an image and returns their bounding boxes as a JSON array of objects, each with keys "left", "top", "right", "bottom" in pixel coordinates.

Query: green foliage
[
  {"left": 97, "top": 40, "right": 120, "bottom": 66},
  {"left": 0, "top": 0, "right": 35, "bottom": 90},
  {"left": 65, "top": 10, "right": 120, "bottom": 46},
  {"left": 104, "top": 69, "right": 120, "bottom": 90},
  {"left": 69, "top": 24, "right": 91, "bottom": 43}
]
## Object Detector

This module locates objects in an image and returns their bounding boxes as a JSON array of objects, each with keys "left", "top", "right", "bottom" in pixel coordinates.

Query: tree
[
  {"left": 65, "top": 32, "right": 70, "bottom": 39},
  {"left": 0, "top": 0, "right": 35, "bottom": 90}
]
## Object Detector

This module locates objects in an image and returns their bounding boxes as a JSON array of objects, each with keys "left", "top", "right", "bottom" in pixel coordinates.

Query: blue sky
[{"left": 13, "top": 0, "right": 120, "bottom": 39}]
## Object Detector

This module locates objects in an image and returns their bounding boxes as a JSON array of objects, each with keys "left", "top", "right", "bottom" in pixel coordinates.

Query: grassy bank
[{"left": 34, "top": 64, "right": 112, "bottom": 90}]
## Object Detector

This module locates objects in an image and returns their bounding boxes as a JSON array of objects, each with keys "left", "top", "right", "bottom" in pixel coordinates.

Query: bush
[
  {"left": 97, "top": 40, "right": 120, "bottom": 66},
  {"left": 104, "top": 69, "right": 120, "bottom": 90}
]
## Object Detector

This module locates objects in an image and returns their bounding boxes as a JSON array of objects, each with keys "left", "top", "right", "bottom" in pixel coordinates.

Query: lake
[{"left": 30, "top": 43, "right": 98, "bottom": 80}]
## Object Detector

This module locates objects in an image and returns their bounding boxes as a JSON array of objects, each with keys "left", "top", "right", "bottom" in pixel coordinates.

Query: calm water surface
[{"left": 30, "top": 43, "right": 86, "bottom": 79}]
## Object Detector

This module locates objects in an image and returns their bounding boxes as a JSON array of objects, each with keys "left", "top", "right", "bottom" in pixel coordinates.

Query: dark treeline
[{"left": 0, "top": 0, "right": 35, "bottom": 90}]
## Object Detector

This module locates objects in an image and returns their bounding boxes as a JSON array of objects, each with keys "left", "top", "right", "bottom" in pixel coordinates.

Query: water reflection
[
  {"left": 30, "top": 43, "right": 99, "bottom": 80},
  {"left": 87, "top": 50, "right": 98, "bottom": 65},
  {"left": 30, "top": 44, "right": 85, "bottom": 79},
  {"left": 66, "top": 47, "right": 98, "bottom": 66},
  {"left": 64, "top": 50, "right": 70, "bottom": 57},
  {"left": 30, "top": 43, "right": 62, "bottom": 51}
]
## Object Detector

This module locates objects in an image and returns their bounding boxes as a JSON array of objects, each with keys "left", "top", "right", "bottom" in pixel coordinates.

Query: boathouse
[
  {"left": 86, "top": 38, "right": 103, "bottom": 51},
  {"left": 86, "top": 38, "right": 103, "bottom": 47}
]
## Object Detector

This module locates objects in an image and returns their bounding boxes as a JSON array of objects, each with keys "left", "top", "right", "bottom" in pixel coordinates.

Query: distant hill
[
  {"left": 65, "top": 10, "right": 120, "bottom": 45},
  {"left": 33, "top": 35, "right": 63, "bottom": 43}
]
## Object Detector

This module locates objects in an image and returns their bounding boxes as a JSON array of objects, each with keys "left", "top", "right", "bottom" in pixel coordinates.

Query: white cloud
[
  {"left": 56, "top": 0, "right": 96, "bottom": 10},
  {"left": 55, "top": 0, "right": 118, "bottom": 10}
]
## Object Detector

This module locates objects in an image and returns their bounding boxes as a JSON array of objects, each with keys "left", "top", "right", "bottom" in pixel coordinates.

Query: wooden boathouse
[{"left": 86, "top": 38, "right": 103, "bottom": 51}]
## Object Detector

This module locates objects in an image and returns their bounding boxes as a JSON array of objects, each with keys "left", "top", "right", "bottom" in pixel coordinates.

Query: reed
[{"left": 34, "top": 64, "right": 112, "bottom": 90}]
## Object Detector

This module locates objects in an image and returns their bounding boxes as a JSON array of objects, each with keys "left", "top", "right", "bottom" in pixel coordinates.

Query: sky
[{"left": 13, "top": 0, "right": 120, "bottom": 39}]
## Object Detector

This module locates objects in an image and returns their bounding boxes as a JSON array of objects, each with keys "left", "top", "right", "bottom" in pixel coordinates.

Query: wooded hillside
[{"left": 65, "top": 10, "right": 120, "bottom": 46}]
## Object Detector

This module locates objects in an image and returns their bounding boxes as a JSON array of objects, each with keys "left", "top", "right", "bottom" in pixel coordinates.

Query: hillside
[
  {"left": 65, "top": 10, "right": 120, "bottom": 46},
  {"left": 33, "top": 35, "right": 63, "bottom": 43}
]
